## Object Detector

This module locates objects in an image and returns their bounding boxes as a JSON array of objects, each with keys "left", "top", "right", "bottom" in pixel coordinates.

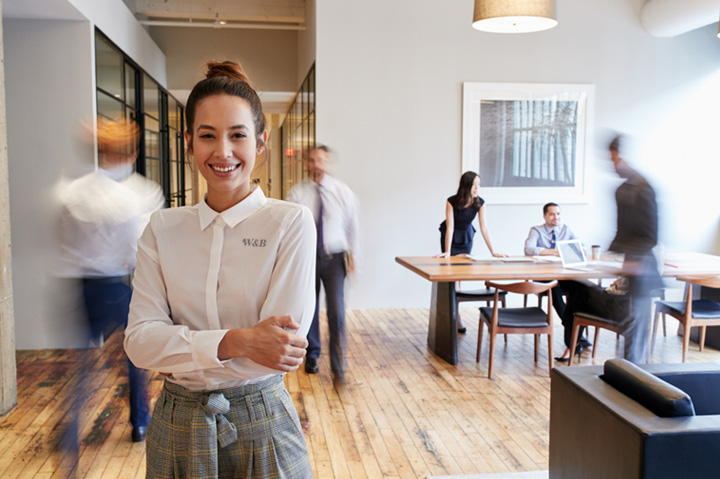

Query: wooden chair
[
  {"left": 456, "top": 286, "right": 507, "bottom": 330},
  {"left": 477, "top": 280, "right": 557, "bottom": 378},
  {"left": 568, "top": 312, "right": 624, "bottom": 366},
  {"left": 652, "top": 275, "right": 720, "bottom": 362}
]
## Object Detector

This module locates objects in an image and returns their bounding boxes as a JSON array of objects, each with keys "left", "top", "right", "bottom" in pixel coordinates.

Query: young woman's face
[
  {"left": 471, "top": 176, "right": 480, "bottom": 197},
  {"left": 186, "top": 94, "right": 266, "bottom": 210}
]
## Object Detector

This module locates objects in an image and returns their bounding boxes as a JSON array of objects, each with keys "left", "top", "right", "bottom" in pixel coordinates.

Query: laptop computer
[{"left": 557, "top": 239, "right": 621, "bottom": 271}]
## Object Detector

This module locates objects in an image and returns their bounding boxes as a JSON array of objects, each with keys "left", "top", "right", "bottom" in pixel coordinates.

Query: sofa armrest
[{"left": 602, "top": 358, "right": 695, "bottom": 417}]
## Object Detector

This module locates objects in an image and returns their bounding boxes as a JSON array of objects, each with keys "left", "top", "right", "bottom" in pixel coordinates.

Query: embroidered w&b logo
[{"left": 242, "top": 238, "right": 267, "bottom": 247}]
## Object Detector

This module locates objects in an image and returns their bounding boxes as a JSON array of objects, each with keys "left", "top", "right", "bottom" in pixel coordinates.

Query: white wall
[
  {"left": 316, "top": 0, "right": 720, "bottom": 308},
  {"left": 68, "top": 0, "right": 166, "bottom": 86},
  {"left": 3, "top": 0, "right": 169, "bottom": 349},
  {"left": 4, "top": 18, "right": 96, "bottom": 348}
]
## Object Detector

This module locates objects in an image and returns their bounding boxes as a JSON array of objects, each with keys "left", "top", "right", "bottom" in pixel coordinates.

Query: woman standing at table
[
  {"left": 124, "top": 61, "right": 315, "bottom": 478},
  {"left": 437, "top": 171, "right": 505, "bottom": 331}
]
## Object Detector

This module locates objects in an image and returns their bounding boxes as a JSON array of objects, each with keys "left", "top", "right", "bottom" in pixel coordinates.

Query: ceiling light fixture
[{"left": 472, "top": 0, "right": 558, "bottom": 34}]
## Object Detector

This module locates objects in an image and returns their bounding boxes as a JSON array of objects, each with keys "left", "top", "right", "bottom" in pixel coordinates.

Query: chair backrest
[{"left": 485, "top": 280, "right": 558, "bottom": 296}]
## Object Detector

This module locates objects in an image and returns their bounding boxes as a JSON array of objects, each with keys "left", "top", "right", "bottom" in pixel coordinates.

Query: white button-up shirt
[
  {"left": 524, "top": 223, "right": 578, "bottom": 256},
  {"left": 56, "top": 167, "right": 165, "bottom": 278},
  {"left": 124, "top": 187, "right": 316, "bottom": 391},
  {"left": 287, "top": 175, "right": 360, "bottom": 257}
]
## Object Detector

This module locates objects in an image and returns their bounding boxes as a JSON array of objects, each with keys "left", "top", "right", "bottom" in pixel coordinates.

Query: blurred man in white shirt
[
  {"left": 57, "top": 118, "right": 164, "bottom": 446},
  {"left": 287, "top": 146, "right": 359, "bottom": 382}
]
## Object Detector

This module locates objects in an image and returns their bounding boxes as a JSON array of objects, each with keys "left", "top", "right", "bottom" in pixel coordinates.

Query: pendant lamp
[{"left": 472, "top": 0, "right": 558, "bottom": 34}]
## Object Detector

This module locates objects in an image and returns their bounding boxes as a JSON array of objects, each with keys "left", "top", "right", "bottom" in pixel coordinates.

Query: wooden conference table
[{"left": 396, "top": 253, "right": 720, "bottom": 365}]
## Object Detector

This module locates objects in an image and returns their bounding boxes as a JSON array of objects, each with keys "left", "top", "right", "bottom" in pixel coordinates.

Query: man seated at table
[{"left": 524, "top": 202, "right": 591, "bottom": 360}]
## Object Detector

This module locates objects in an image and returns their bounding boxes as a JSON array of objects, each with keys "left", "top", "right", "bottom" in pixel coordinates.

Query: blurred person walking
[
  {"left": 561, "top": 135, "right": 663, "bottom": 364},
  {"left": 55, "top": 117, "right": 163, "bottom": 473},
  {"left": 287, "top": 146, "right": 359, "bottom": 383}
]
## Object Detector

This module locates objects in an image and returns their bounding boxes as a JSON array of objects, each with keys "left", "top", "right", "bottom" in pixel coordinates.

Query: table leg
[{"left": 428, "top": 281, "right": 458, "bottom": 364}]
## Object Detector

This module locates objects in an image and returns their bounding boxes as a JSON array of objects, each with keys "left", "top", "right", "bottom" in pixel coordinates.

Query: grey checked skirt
[{"left": 146, "top": 376, "right": 312, "bottom": 479}]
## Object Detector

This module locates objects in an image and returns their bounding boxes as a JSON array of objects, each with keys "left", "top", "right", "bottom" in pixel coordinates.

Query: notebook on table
[{"left": 557, "top": 240, "right": 621, "bottom": 271}]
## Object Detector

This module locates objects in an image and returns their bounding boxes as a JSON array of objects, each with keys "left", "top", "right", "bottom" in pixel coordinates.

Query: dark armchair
[{"left": 549, "top": 360, "right": 720, "bottom": 479}]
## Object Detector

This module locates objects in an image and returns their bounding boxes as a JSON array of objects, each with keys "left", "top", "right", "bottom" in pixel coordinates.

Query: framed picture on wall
[{"left": 462, "top": 82, "right": 595, "bottom": 204}]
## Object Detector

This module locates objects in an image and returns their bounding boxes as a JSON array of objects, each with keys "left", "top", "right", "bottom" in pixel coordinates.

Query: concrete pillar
[{"left": 0, "top": 0, "right": 19, "bottom": 416}]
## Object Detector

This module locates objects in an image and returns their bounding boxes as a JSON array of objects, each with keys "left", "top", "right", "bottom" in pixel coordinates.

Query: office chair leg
[
  {"left": 700, "top": 326, "right": 707, "bottom": 352},
  {"left": 547, "top": 333, "right": 553, "bottom": 377},
  {"left": 476, "top": 320, "right": 484, "bottom": 362},
  {"left": 592, "top": 326, "right": 601, "bottom": 359},
  {"left": 569, "top": 322, "right": 582, "bottom": 366},
  {"left": 488, "top": 327, "right": 497, "bottom": 378},
  {"left": 682, "top": 323, "right": 691, "bottom": 363}
]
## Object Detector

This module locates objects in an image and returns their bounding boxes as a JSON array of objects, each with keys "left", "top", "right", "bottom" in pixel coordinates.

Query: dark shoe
[
  {"left": 304, "top": 357, "right": 319, "bottom": 374},
  {"left": 579, "top": 337, "right": 593, "bottom": 348},
  {"left": 458, "top": 327, "right": 467, "bottom": 334},
  {"left": 555, "top": 345, "right": 583, "bottom": 363},
  {"left": 131, "top": 425, "right": 147, "bottom": 443}
]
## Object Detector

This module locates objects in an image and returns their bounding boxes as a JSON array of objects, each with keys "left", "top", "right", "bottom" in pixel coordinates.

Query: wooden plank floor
[{"left": 2, "top": 306, "right": 719, "bottom": 478}]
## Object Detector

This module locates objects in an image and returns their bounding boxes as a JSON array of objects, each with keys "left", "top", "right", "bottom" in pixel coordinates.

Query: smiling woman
[
  {"left": 189, "top": 93, "right": 266, "bottom": 211},
  {"left": 124, "top": 61, "right": 315, "bottom": 478}
]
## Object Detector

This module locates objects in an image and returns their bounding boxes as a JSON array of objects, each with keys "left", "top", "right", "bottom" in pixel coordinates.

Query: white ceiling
[
  {"left": 2, "top": 0, "right": 305, "bottom": 29},
  {"left": 128, "top": 0, "right": 305, "bottom": 30}
]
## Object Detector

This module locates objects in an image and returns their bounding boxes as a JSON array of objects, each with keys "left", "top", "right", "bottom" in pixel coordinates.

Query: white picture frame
[{"left": 462, "top": 82, "right": 595, "bottom": 204}]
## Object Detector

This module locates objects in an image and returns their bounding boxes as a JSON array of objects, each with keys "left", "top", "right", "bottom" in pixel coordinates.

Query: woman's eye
[
  {"left": 199, "top": 133, "right": 214, "bottom": 139},
  {"left": 231, "top": 133, "right": 247, "bottom": 139}
]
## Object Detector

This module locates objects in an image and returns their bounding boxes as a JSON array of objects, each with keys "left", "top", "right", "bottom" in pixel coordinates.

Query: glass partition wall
[
  {"left": 95, "top": 30, "right": 194, "bottom": 207},
  {"left": 280, "top": 64, "right": 315, "bottom": 198}
]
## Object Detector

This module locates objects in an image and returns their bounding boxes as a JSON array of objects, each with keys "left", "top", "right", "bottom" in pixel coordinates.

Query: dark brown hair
[
  {"left": 543, "top": 202, "right": 559, "bottom": 215},
  {"left": 185, "top": 61, "right": 266, "bottom": 150},
  {"left": 455, "top": 171, "right": 482, "bottom": 209}
]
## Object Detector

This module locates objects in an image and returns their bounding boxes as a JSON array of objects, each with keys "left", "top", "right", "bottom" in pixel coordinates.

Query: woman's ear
[
  {"left": 256, "top": 130, "right": 268, "bottom": 154},
  {"left": 184, "top": 130, "right": 193, "bottom": 154}
]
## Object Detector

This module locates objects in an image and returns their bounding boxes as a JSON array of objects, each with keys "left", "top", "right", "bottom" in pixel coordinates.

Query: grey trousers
[
  {"left": 146, "top": 376, "right": 312, "bottom": 479},
  {"left": 307, "top": 252, "right": 347, "bottom": 376}
]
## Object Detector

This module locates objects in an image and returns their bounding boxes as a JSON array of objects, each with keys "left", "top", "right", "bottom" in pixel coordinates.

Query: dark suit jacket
[{"left": 609, "top": 168, "right": 664, "bottom": 296}]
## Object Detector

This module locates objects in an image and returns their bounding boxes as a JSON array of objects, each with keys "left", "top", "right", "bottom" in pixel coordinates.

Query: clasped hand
[{"left": 217, "top": 316, "right": 308, "bottom": 372}]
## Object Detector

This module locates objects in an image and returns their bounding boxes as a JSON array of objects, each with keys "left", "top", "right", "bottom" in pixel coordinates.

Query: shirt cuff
[{"left": 191, "top": 329, "right": 231, "bottom": 369}]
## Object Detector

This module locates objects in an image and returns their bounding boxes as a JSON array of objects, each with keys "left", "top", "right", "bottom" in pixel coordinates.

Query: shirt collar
[
  {"left": 317, "top": 174, "right": 333, "bottom": 188},
  {"left": 196, "top": 186, "right": 268, "bottom": 230},
  {"left": 99, "top": 164, "right": 133, "bottom": 181}
]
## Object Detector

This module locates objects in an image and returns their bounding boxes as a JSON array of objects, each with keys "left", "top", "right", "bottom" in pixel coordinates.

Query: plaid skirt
[{"left": 146, "top": 376, "right": 312, "bottom": 479}]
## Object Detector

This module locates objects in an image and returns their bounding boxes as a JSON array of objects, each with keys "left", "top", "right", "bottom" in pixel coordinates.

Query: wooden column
[{"left": 0, "top": 0, "right": 18, "bottom": 416}]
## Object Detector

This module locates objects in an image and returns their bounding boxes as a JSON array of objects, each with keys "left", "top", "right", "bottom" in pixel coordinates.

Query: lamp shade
[{"left": 473, "top": 0, "right": 558, "bottom": 33}]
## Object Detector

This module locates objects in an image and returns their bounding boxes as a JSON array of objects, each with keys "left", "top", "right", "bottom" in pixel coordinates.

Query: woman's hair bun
[{"left": 205, "top": 60, "right": 251, "bottom": 84}]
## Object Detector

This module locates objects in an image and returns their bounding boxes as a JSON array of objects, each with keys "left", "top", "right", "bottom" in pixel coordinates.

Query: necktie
[
  {"left": 550, "top": 230, "right": 556, "bottom": 249},
  {"left": 316, "top": 185, "right": 324, "bottom": 256}
]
